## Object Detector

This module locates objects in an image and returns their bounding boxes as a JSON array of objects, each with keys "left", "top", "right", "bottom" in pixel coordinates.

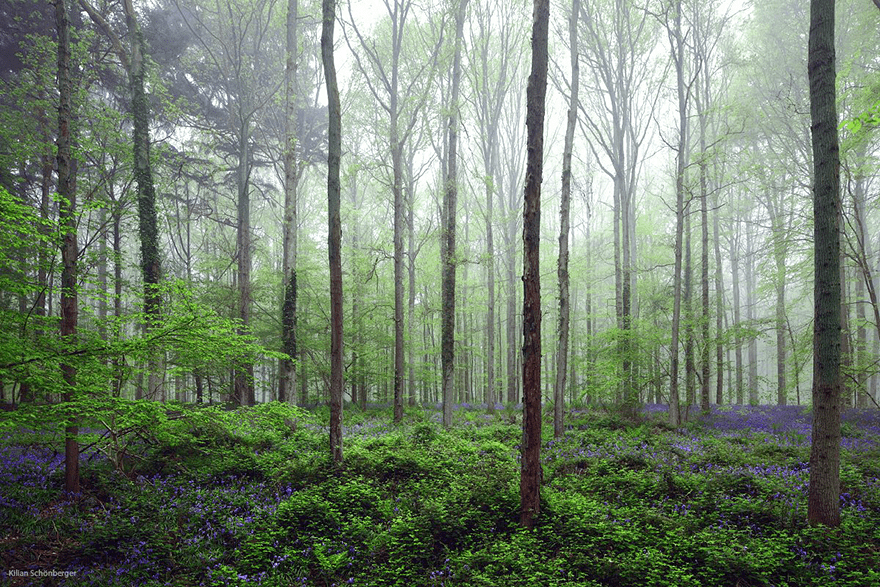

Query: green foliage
[{"left": 2, "top": 406, "right": 879, "bottom": 586}]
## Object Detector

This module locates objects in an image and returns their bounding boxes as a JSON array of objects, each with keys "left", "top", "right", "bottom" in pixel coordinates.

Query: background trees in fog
[{"left": 1, "top": 0, "right": 879, "bottom": 416}]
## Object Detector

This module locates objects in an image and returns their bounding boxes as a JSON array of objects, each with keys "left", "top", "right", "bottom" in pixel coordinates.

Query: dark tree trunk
[
  {"left": 322, "top": 0, "right": 344, "bottom": 465},
  {"left": 807, "top": 0, "right": 841, "bottom": 527},
  {"left": 521, "top": 0, "right": 549, "bottom": 530},
  {"left": 393, "top": 136, "right": 404, "bottom": 423},
  {"left": 56, "top": 0, "right": 79, "bottom": 494},
  {"left": 80, "top": 0, "right": 162, "bottom": 399},
  {"left": 123, "top": 0, "right": 163, "bottom": 400}
]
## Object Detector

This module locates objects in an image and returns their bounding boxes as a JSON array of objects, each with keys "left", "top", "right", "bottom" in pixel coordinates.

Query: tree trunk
[
  {"left": 391, "top": 79, "right": 405, "bottom": 425},
  {"left": 713, "top": 185, "right": 724, "bottom": 405},
  {"left": 122, "top": 0, "right": 163, "bottom": 400},
  {"left": 852, "top": 160, "right": 869, "bottom": 407},
  {"left": 555, "top": 0, "right": 579, "bottom": 438},
  {"left": 56, "top": 0, "right": 79, "bottom": 494},
  {"left": 731, "top": 219, "right": 744, "bottom": 404},
  {"left": 771, "top": 206, "right": 787, "bottom": 406},
  {"left": 279, "top": 0, "right": 299, "bottom": 405},
  {"left": 113, "top": 209, "right": 124, "bottom": 397},
  {"left": 521, "top": 0, "right": 549, "bottom": 530},
  {"left": 442, "top": 0, "right": 467, "bottom": 428},
  {"left": 407, "top": 169, "right": 417, "bottom": 406},
  {"left": 699, "top": 121, "right": 710, "bottom": 414},
  {"left": 685, "top": 211, "right": 695, "bottom": 411},
  {"left": 667, "top": 0, "right": 688, "bottom": 427},
  {"left": 234, "top": 115, "right": 255, "bottom": 406},
  {"left": 322, "top": 0, "right": 343, "bottom": 465},
  {"left": 745, "top": 218, "right": 759, "bottom": 404},
  {"left": 807, "top": 0, "right": 841, "bottom": 527}
]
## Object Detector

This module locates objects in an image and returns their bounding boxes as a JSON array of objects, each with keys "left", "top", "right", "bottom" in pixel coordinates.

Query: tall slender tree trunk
[
  {"left": 699, "top": 123, "right": 710, "bottom": 414},
  {"left": 235, "top": 116, "right": 255, "bottom": 407},
  {"left": 279, "top": 0, "right": 299, "bottom": 405},
  {"left": 684, "top": 212, "right": 695, "bottom": 410},
  {"left": 745, "top": 219, "right": 759, "bottom": 404},
  {"left": 667, "top": 0, "right": 688, "bottom": 427},
  {"left": 485, "top": 171, "right": 496, "bottom": 413},
  {"left": 713, "top": 188, "right": 724, "bottom": 405},
  {"left": 852, "top": 161, "right": 869, "bottom": 407},
  {"left": 322, "top": 0, "right": 343, "bottom": 464},
  {"left": 521, "top": 0, "right": 549, "bottom": 530},
  {"left": 122, "top": 0, "right": 163, "bottom": 400},
  {"left": 442, "top": 0, "right": 468, "bottom": 428},
  {"left": 507, "top": 251, "right": 517, "bottom": 405},
  {"left": 82, "top": 0, "right": 163, "bottom": 400},
  {"left": 731, "top": 221, "right": 744, "bottom": 404},
  {"left": 840, "top": 255, "right": 851, "bottom": 407},
  {"left": 113, "top": 210, "right": 124, "bottom": 397},
  {"left": 56, "top": 0, "right": 79, "bottom": 494},
  {"left": 407, "top": 167, "right": 417, "bottom": 406},
  {"left": 391, "top": 90, "right": 405, "bottom": 423},
  {"left": 555, "top": 0, "right": 579, "bottom": 438},
  {"left": 807, "top": 0, "right": 841, "bottom": 527},
  {"left": 770, "top": 205, "right": 788, "bottom": 406}
]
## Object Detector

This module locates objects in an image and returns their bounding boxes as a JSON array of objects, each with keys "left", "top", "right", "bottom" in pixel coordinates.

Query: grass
[{"left": 0, "top": 402, "right": 878, "bottom": 586}]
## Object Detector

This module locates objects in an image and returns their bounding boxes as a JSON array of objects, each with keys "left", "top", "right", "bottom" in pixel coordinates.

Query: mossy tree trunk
[{"left": 807, "top": 0, "right": 842, "bottom": 527}]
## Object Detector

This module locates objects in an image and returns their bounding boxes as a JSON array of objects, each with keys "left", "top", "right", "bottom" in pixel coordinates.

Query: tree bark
[
  {"left": 56, "top": 0, "right": 79, "bottom": 494},
  {"left": 322, "top": 0, "right": 343, "bottom": 465},
  {"left": 713, "top": 190, "right": 724, "bottom": 405},
  {"left": 684, "top": 211, "right": 695, "bottom": 412},
  {"left": 807, "top": 0, "right": 841, "bottom": 527},
  {"left": 555, "top": 0, "right": 579, "bottom": 438},
  {"left": 521, "top": 0, "right": 549, "bottom": 530},
  {"left": 234, "top": 112, "right": 255, "bottom": 407},
  {"left": 730, "top": 218, "right": 744, "bottom": 404},
  {"left": 699, "top": 111, "right": 710, "bottom": 414},
  {"left": 745, "top": 217, "right": 759, "bottom": 404},
  {"left": 667, "top": 0, "right": 688, "bottom": 427},
  {"left": 80, "top": 0, "right": 162, "bottom": 399},
  {"left": 279, "top": 0, "right": 299, "bottom": 405},
  {"left": 121, "top": 0, "right": 162, "bottom": 399},
  {"left": 442, "top": 0, "right": 468, "bottom": 428}
]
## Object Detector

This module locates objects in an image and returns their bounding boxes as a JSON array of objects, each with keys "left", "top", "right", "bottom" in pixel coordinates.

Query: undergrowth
[{"left": 0, "top": 403, "right": 878, "bottom": 586}]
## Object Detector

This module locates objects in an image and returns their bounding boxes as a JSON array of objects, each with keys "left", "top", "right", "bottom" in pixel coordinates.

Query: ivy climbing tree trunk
[
  {"left": 279, "top": 0, "right": 299, "bottom": 405},
  {"left": 322, "top": 0, "right": 344, "bottom": 465},
  {"left": 807, "top": 0, "right": 841, "bottom": 526},
  {"left": 555, "top": 0, "right": 579, "bottom": 438},
  {"left": 442, "top": 0, "right": 468, "bottom": 429},
  {"left": 521, "top": 0, "right": 549, "bottom": 530},
  {"left": 56, "top": 0, "right": 79, "bottom": 494},
  {"left": 79, "top": 0, "right": 162, "bottom": 399},
  {"left": 124, "top": 0, "right": 162, "bottom": 400}
]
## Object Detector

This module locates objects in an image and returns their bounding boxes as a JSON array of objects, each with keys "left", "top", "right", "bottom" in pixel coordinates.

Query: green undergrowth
[{"left": 1, "top": 405, "right": 878, "bottom": 586}]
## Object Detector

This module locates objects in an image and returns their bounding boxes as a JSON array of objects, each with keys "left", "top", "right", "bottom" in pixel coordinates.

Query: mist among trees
[{"left": 0, "top": 0, "right": 879, "bottom": 583}]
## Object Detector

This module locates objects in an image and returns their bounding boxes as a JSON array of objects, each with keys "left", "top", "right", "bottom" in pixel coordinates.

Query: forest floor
[{"left": 0, "top": 401, "right": 878, "bottom": 586}]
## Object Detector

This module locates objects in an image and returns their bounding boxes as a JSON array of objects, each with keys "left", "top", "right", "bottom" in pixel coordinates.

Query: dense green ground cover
[{"left": 1, "top": 402, "right": 878, "bottom": 586}]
